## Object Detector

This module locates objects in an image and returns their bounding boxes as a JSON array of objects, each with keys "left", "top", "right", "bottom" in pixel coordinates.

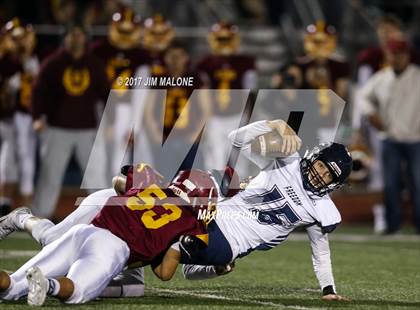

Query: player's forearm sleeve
[
  {"left": 228, "top": 120, "right": 272, "bottom": 148},
  {"left": 228, "top": 120, "right": 274, "bottom": 169},
  {"left": 182, "top": 264, "right": 219, "bottom": 280},
  {"left": 306, "top": 225, "right": 336, "bottom": 292}
]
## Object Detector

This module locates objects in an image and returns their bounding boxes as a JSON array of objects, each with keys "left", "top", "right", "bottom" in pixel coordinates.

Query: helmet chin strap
[{"left": 207, "top": 187, "right": 215, "bottom": 208}]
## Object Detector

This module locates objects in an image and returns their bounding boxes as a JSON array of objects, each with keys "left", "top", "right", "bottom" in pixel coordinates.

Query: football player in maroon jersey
[
  {"left": 6, "top": 19, "right": 39, "bottom": 207},
  {"left": 142, "top": 41, "right": 210, "bottom": 178},
  {"left": 196, "top": 22, "right": 257, "bottom": 172},
  {"left": 0, "top": 165, "right": 220, "bottom": 305},
  {"left": 142, "top": 14, "right": 175, "bottom": 77},
  {"left": 90, "top": 7, "right": 152, "bottom": 176},
  {"left": 297, "top": 21, "right": 350, "bottom": 101},
  {"left": 0, "top": 18, "right": 24, "bottom": 216}
]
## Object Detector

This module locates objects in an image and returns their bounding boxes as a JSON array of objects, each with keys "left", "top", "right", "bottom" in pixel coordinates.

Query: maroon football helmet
[
  {"left": 209, "top": 166, "right": 240, "bottom": 198},
  {"left": 169, "top": 169, "right": 218, "bottom": 206}
]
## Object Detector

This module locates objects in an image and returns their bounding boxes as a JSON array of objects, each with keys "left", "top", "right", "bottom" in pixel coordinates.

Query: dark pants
[
  {"left": 382, "top": 139, "right": 420, "bottom": 233},
  {"left": 180, "top": 221, "right": 233, "bottom": 265}
]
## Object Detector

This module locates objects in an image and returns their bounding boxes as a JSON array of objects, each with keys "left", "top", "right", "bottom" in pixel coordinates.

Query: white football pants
[
  {"left": 2, "top": 224, "right": 129, "bottom": 304},
  {"left": 0, "top": 119, "right": 18, "bottom": 184},
  {"left": 29, "top": 188, "right": 145, "bottom": 297}
]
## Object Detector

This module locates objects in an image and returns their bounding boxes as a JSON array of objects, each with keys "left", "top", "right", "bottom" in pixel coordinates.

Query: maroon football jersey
[
  {"left": 297, "top": 56, "right": 350, "bottom": 90},
  {"left": 91, "top": 185, "right": 208, "bottom": 265},
  {"left": 147, "top": 50, "right": 166, "bottom": 77},
  {"left": 0, "top": 53, "right": 22, "bottom": 119},
  {"left": 15, "top": 71, "right": 34, "bottom": 113},
  {"left": 90, "top": 39, "right": 151, "bottom": 92},
  {"left": 31, "top": 48, "right": 110, "bottom": 129},
  {"left": 196, "top": 54, "right": 255, "bottom": 116},
  {"left": 146, "top": 71, "right": 206, "bottom": 142},
  {"left": 15, "top": 56, "right": 39, "bottom": 114}
]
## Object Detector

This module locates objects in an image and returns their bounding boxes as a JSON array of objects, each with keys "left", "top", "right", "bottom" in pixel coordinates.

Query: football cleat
[
  {"left": 26, "top": 266, "right": 48, "bottom": 306},
  {"left": 0, "top": 207, "right": 32, "bottom": 241}
]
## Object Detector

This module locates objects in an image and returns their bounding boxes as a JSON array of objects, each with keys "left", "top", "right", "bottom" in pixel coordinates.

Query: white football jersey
[
  {"left": 216, "top": 156, "right": 340, "bottom": 258},
  {"left": 213, "top": 120, "right": 341, "bottom": 290}
]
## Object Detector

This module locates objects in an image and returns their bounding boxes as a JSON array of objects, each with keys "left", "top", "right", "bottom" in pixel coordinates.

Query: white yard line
[
  {"left": 151, "top": 288, "right": 324, "bottom": 310},
  {"left": 0, "top": 249, "right": 38, "bottom": 259}
]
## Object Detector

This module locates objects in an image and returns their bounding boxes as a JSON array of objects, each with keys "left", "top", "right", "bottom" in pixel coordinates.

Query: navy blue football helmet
[{"left": 300, "top": 142, "right": 353, "bottom": 197}]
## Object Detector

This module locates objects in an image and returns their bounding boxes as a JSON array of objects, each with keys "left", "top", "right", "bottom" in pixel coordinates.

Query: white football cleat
[
  {"left": 26, "top": 266, "right": 48, "bottom": 306},
  {"left": 0, "top": 207, "right": 32, "bottom": 241}
]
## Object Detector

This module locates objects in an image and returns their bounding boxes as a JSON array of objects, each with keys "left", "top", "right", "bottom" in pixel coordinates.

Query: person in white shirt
[
  {"left": 181, "top": 119, "right": 352, "bottom": 301},
  {"left": 360, "top": 38, "right": 420, "bottom": 234}
]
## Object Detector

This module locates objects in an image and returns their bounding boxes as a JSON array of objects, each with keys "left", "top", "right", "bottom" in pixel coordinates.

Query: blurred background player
[
  {"left": 31, "top": 25, "right": 109, "bottom": 218},
  {"left": 197, "top": 22, "right": 257, "bottom": 174},
  {"left": 131, "top": 14, "right": 175, "bottom": 172},
  {"left": 144, "top": 41, "right": 210, "bottom": 179},
  {"left": 142, "top": 14, "right": 175, "bottom": 76},
  {"left": 90, "top": 7, "right": 150, "bottom": 177},
  {"left": 296, "top": 21, "right": 350, "bottom": 143},
  {"left": 7, "top": 19, "right": 39, "bottom": 207},
  {"left": 0, "top": 18, "right": 23, "bottom": 216}
]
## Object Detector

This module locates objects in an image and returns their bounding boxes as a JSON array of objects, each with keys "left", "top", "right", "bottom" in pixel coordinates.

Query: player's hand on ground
[
  {"left": 321, "top": 294, "right": 350, "bottom": 301},
  {"left": 267, "top": 120, "right": 302, "bottom": 155}
]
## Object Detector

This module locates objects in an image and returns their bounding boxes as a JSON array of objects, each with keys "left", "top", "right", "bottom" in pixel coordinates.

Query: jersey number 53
[{"left": 127, "top": 184, "right": 182, "bottom": 229}]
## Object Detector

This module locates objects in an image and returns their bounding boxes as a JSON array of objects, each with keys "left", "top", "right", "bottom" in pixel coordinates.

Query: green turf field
[{"left": 0, "top": 228, "right": 419, "bottom": 309}]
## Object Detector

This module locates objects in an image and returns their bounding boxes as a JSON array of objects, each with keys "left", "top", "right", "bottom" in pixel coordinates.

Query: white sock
[
  {"left": 30, "top": 219, "right": 54, "bottom": 246},
  {"left": 16, "top": 213, "right": 32, "bottom": 230}
]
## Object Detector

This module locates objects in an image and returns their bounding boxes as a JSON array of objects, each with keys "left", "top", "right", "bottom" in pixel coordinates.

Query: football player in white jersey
[{"left": 179, "top": 119, "right": 352, "bottom": 301}]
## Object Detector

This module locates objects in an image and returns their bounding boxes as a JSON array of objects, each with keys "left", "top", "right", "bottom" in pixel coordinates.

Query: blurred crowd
[{"left": 0, "top": 1, "right": 419, "bottom": 234}]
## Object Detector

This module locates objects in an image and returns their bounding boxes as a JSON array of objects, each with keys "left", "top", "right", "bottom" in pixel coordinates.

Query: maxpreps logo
[{"left": 197, "top": 208, "right": 258, "bottom": 223}]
